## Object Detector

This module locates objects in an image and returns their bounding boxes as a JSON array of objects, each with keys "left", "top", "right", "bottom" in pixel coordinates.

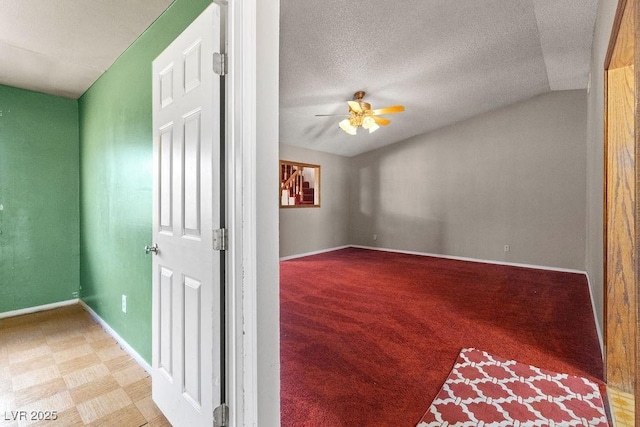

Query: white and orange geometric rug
[{"left": 417, "top": 348, "right": 609, "bottom": 426}]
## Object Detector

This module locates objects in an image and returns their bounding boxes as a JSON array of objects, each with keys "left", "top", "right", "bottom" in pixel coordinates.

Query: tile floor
[
  {"left": 0, "top": 304, "right": 171, "bottom": 426},
  {"left": 608, "top": 387, "right": 635, "bottom": 427}
]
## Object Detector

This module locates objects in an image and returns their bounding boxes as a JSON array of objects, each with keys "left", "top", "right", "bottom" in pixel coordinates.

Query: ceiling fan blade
[
  {"left": 315, "top": 114, "right": 351, "bottom": 117},
  {"left": 371, "top": 105, "right": 405, "bottom": 115},
  {"left": 372, "top": 116, "right": 391, "bottom": 126},
  {"left": 347, "top": 101, "right": 363, "bottom": 113}
]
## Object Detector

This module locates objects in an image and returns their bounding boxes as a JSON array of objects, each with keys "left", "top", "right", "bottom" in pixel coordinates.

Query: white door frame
[
  {"left": 226, "top": 0, "right": 280, "bottom": 426},
  {"left": 226, "top": 0, "right": 258, "bottom": 424}
]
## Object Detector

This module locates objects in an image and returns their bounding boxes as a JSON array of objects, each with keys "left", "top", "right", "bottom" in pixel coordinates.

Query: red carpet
[
  {"left": 418, "top": 348, "right": 608, "bottom": 426},
  {"left": 280, "top": 248, "right": 604, "bottom": 426}
]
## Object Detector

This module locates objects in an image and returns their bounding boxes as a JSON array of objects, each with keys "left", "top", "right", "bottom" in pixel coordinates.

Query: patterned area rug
[{"left": 418, "top": 348, "right": 608, "bottom": 426}]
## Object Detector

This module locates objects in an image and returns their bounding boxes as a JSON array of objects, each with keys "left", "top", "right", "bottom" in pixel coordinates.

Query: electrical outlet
[
  {"left": 122, "top": 295, "right": 127, "bottom": 313},
  {"left": 504, "top": 245, "right": 510, "bottom": 252},
  {"left": 373, "top": 234, "right": 378, "bottom": 241}
]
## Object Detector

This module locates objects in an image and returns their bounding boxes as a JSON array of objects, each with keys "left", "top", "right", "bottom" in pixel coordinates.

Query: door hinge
[
  {"left": 213, "top": 52, "right": 227, "bottom": 76},
  {"left": 214, "top": 403, "right": 229, "bottom": 427},
  {"left": 213, "top": 228, "right": 228, "bottom": 251}
]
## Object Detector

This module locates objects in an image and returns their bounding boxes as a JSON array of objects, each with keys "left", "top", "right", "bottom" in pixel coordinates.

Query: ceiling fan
[{"left": 316, "top": 91, "right": 405, "bottom": 135}]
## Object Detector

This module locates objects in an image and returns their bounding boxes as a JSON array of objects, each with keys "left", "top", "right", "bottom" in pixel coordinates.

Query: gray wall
[
  {"left": 349, "top": 90, "right": 588, "bottom": 270},
  {"left": 585, "top": 0, "right": 617, "bottom": 342},
  {"left": 279, "top": 144, "right": 351, "bottom": 258}
]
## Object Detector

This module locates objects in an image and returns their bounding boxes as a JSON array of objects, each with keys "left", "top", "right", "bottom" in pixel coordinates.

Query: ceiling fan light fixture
[
  {"left": 339, "top": 119, "right": 357, "bottom": 135},
  {"left": 321, "top": 91, "right": 405, "bottom": 136},
  {"left": 362, "top": 116, "right": 379, "bottom": 133},
  {"left": 362, "top": 116, "right": 375, "bottom": 129}
]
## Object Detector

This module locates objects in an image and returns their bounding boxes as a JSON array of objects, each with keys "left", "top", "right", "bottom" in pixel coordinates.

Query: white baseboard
[
  {"left": 351, "top": 245, "right": 604, "bottom": 357},
  {"left": 280, "top": 245, "right": 351, "bottom": 261},
  {"left": 0, "top": 299, "right": 79, "bottom": 319},
  {"left": 350, "top": 245, "right": 588, "bottom": 275},
  {"left": 78, "top": 300, "right": 152, "bottom": 375},
  {"left": 585, "top": 273, "right": 605, "bottom": 359}
]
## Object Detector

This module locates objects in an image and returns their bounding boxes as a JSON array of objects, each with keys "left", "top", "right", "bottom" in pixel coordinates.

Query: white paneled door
[{"left": 151, "top": 4, "right": 222, "bottom": 426}]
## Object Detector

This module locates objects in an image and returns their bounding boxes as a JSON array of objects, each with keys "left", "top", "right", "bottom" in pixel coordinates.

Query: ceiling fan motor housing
[{"left": 352, "top": 91, "right": 370, "bottom": 112}]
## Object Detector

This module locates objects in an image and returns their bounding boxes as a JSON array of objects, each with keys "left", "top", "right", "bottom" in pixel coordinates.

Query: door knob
[{"left": 145, "top": 243, "right": 159, "bottom": 255}]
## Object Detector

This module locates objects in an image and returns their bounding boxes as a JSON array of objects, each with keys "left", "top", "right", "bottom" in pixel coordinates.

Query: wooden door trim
[
  {"left": 603, "top": 2, "right": 630, "bottom": 368},
  {"left": 603, "top": 67, "right": 608, "bottom": 361},
  {"left": 603, "top": 0, "right": 628, "bottom": 367},
  {"left": 635, "top": 0, "right": 640, "bottom": 416},
  {"left": 604, "top": 0, "right": 639, "bottom": 412},
  {"left": 605, "top": 0, "right": 629, "bottom": 69}
]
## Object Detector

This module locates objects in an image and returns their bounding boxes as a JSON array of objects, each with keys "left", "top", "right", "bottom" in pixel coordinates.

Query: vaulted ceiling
[
  {"left": 0, "top": 1, "right": 598, "bottom": 157},
  {"left": 280, "top": 0, "right": 598, "bottom": 157}
]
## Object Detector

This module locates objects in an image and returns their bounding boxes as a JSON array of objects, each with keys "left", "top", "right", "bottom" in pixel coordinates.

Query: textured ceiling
[
  {"left": 0, "top": 0, "right": 173, "bottom": 99},
  {"left": 280, "top": 0, "right": 598, "bottom": 157}
]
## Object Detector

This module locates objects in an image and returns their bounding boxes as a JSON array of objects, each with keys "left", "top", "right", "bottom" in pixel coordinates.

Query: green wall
[
  {"left": 0, "top": 85, "right": 79, "bottom": 312},
  {"left": 79, "top": 0, "right": 212, "bottom": 362}
]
